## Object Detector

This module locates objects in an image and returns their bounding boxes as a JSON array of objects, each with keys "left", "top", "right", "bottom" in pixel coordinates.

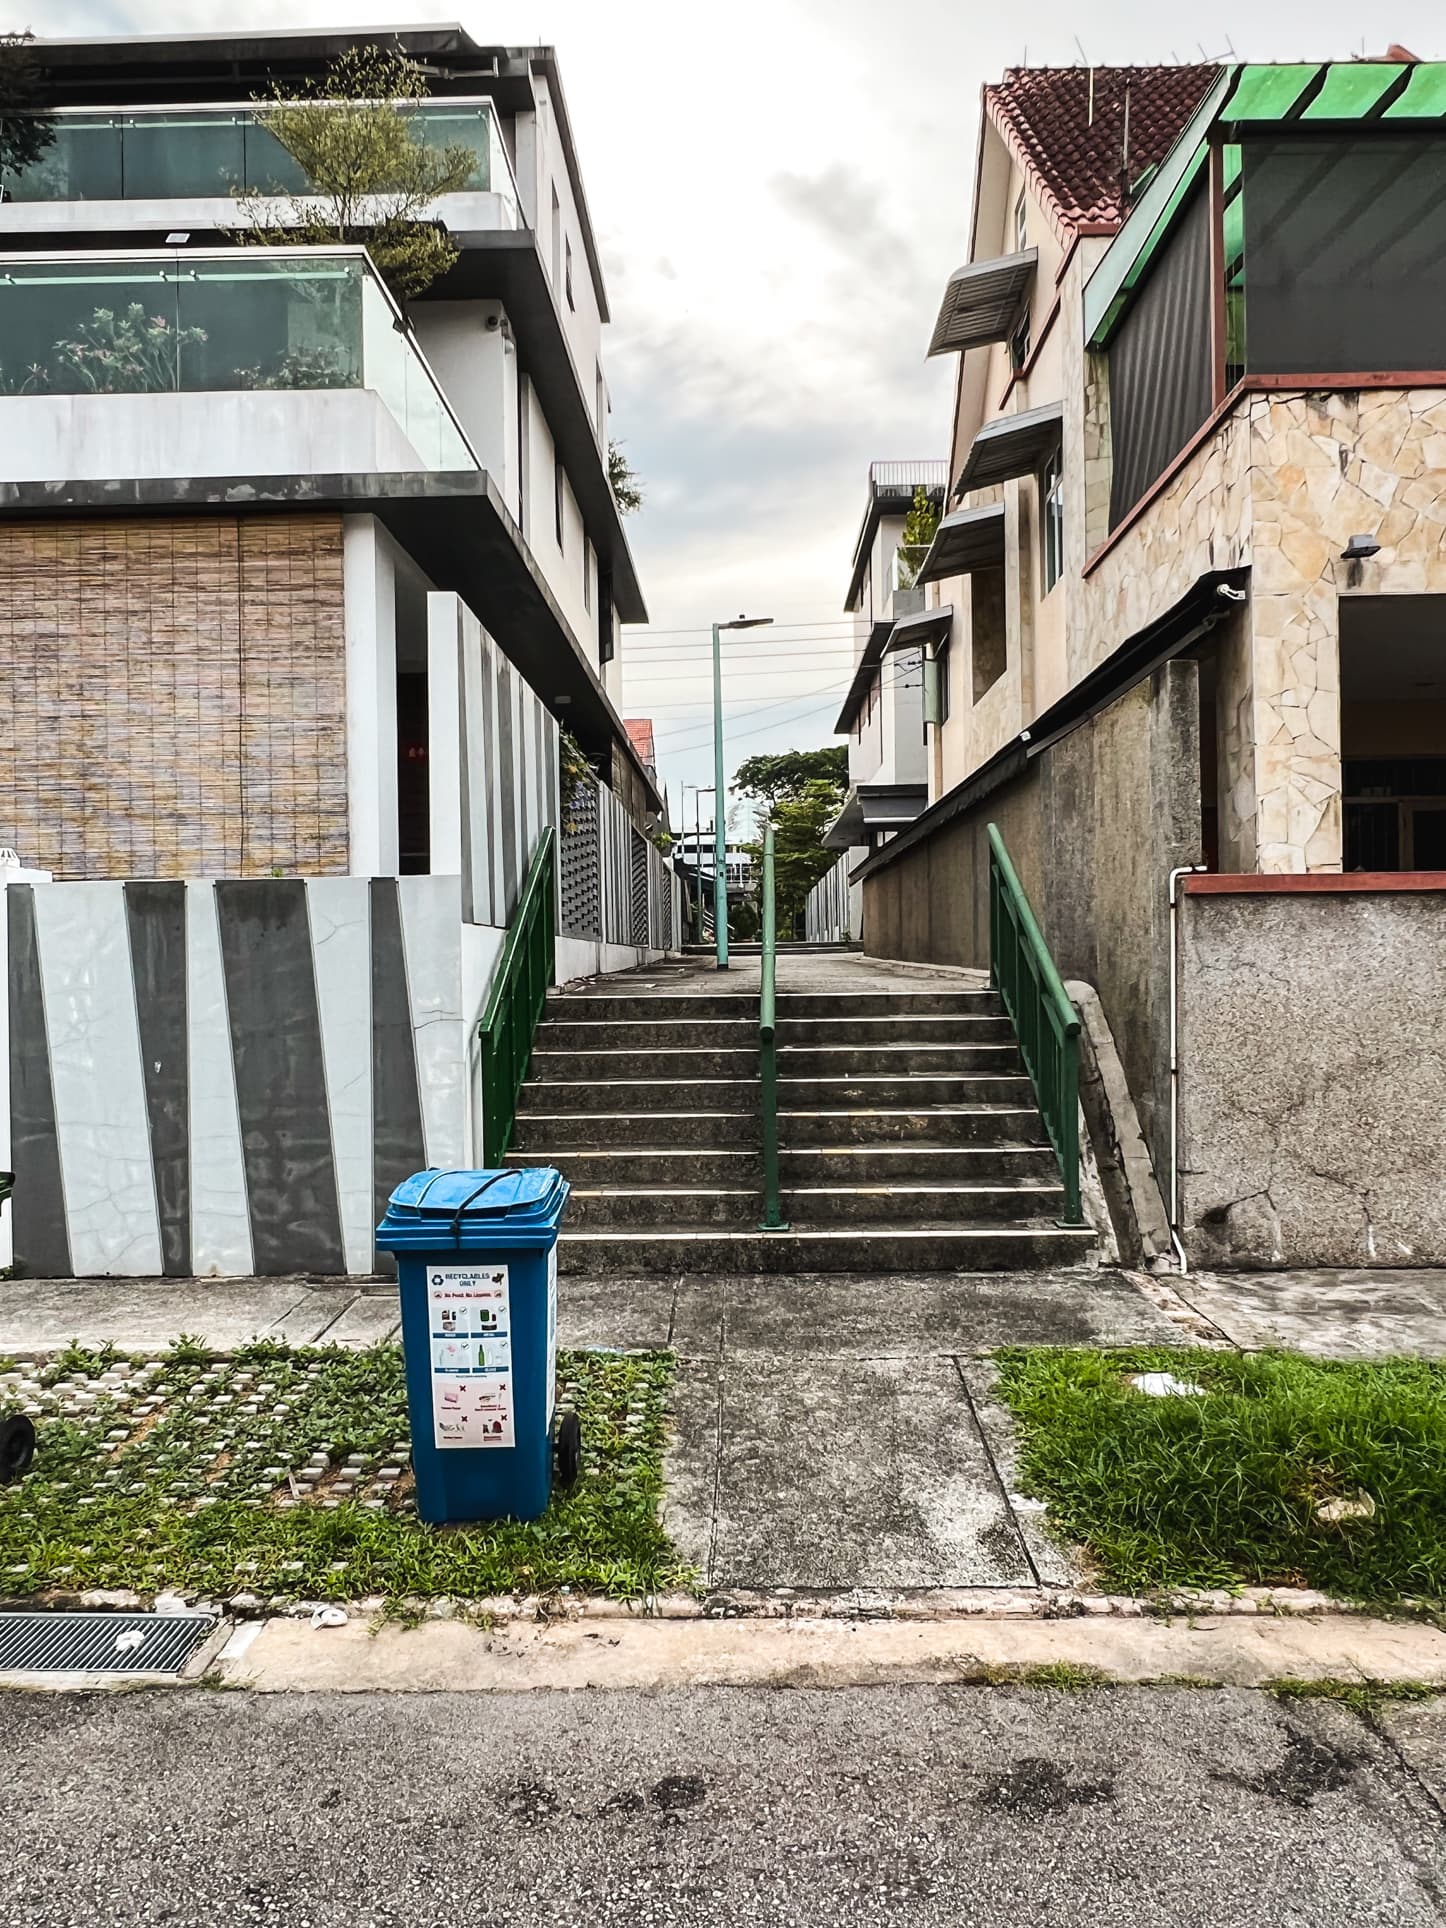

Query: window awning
[
  {"left": 927, "top": 249, "right": 1036, "bottom": 358},
  {"left": 823, "top": 783, "right": 929, "bottom": 852},
  {"left": 915, "top": 505, "right": 1006, "bottom": 586},
  {"left": 955, "top": 401, "right": 1063, "bottom": 496},
  {"left": 834, "top": 608, "right": 952, "bottom": 734}
]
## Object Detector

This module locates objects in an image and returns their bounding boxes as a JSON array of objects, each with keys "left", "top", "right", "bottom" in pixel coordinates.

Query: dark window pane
[
  {"left": 1241, "top": 137, "right": 1446, "bottom": 375},
  {"left": 1108, "top": 185, "right": 1213, "bottom": 527},
  {"left": 1344, "top": 801, "right": 1400, "bottom": 870}
]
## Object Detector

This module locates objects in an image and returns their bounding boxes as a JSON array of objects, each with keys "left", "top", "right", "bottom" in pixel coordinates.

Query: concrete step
[
  {"left": 777, "top": 1144, "right": 1060, "bottom": 1184},
  {"left": 566, "top": 1188, "right": 759, "bottom": 1227},
  {"left": 777, "top": 1044, "right": 1022, "bottom": 1077},
  {"left": 556, "top": 1180, "right": 1065, "bottom": 1229},
  {"left": 510, "top": 1110, "right": 757, "bottom": 1150},
  {"left": 777, "top": 1015, "right": 1016, "bottom": 1045},
  {"left": 506, "top": 1148, "right": 763, "bottom": 1186},
  {"left": 777, "top": 1074, "right": 1034, "bottom": 1109},
  {"left": 537, "top": 1018, "right": 759, "bottom": 1050},
  {"left": 546, "top": 993, "right": 758, "bottom": 1022},
  {"left": 775, "top": 991, "right": 1001, "bottom": 1017},
  {"left": 778, "top": 1107, "right": 1047, "bottom": 1147},
  {"left": 531, "top": 1047, "right": 760, "bottom": 1082},
  {"left": 556, "top": 1224, "right": 1097, "bottom": 1275},
  {"left": 517, "top": 1078, "right": 761, "bottom": 1115},
  {"left": 779, "top": 1182, "right": 1066, "bottom": 1224}
]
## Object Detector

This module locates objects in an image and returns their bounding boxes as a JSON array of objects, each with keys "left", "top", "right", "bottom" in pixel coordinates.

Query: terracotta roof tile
[{"left": 986, "top": 64, "right": 1218, "bottom": 231}]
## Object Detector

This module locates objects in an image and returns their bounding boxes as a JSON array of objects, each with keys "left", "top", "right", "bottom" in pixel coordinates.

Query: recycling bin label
[{"left": 427, "top": 1264, "right": 514, "bottom": 1449}]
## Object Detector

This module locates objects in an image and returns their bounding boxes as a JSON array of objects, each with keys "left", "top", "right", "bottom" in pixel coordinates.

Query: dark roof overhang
[
  {"left": 834, "top": 607, "right": 950, "bottom": 733},
  {"left": 823, "top": 782, "right": 929, "bottom": 851},
  {"left": 0, "top": 466, "right": 661, "bottom": 810},
  {"left": 854, "top": 566, "right": 1250, "bottom": 883},
  {"left": 916, "top": 504, "right": 1006, "bottom": 586},
  {"left": 955, "top": 400, "right": 1063, "bottom": 497},
  {"left": 927, "top": 249, "right": 1037, "bottom": 358}
]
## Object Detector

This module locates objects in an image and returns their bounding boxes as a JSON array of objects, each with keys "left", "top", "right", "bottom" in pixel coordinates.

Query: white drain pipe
[{"left": 1167, "top": 864, "right": 1208, "bottom": 1274}]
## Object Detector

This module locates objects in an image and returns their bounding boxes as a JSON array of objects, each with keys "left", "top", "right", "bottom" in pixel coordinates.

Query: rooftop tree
[
  {"left": 0, "top": 29, "right": 54, "bottom": 191},
  {"left": 232, "top": 43, "right": 477, "bottom": 303}
]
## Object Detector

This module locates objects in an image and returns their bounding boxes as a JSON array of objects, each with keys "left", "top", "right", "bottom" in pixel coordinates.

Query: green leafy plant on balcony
[
  {"left": 234, "top": 344, "right": 355, "bottom": 390},
  {"left": 0, "top": 30, "right": 55, "bottom": 191},
  {"left": 893, "top": 484, "right": 940, "bottom": 592},
  {"left": 1, "top": 304, "right": 207, "bottom": 395},
  {"left": 233, "top": 44, "right": 479, "bottom": 304}
]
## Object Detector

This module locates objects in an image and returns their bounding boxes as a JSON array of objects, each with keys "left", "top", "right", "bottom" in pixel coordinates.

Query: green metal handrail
[
  {"left": 986, "top": 823, "right": 1083, "bottom": 1225},
  {"left": 758, "top": 819, "right": 788, "bottom": 1230},
  {"left": 478, "top": 826, "right": 556, "bottom": 1166}
]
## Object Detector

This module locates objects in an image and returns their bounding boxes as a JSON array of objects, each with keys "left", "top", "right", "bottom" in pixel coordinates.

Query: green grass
[
  {"left": 1265, "top": 1677, "right": 1443, "bottom": 1716},
  {"left": 0, "top": 1344, "right": 689, "bottom": 1606},
  {"left": 992, "top": 1347, "right": 1446, "bottom": 1605}
]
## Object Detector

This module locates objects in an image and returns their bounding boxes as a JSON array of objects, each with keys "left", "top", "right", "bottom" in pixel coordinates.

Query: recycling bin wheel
[
  {"left": 553, "top": 1409, "right": 581, "bottom": 1490},
  {"left": 0, "top": 1413, "right": 35, "bottom": 1485}
]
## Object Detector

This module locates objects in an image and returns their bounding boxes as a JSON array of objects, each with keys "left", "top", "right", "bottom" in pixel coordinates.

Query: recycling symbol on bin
[{"left": 431, "top": 1273, "right": 443, "bottom": 1287}]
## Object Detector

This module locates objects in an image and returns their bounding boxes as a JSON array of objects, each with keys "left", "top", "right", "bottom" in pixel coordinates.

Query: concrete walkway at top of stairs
[{"left": 554, "top": 947, "right": 992, "bottom": 996}]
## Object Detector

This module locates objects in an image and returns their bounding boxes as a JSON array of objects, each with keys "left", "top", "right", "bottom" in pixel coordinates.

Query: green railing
[
  {"left": 986, "top": 823, "right": 1083, "bottom": 1225},
  {"left": 479, "top": 827, "right": 556, "bottom": 1166},
  {"left": 758, "top": 819, "right": 788, "bottom": 1230}
]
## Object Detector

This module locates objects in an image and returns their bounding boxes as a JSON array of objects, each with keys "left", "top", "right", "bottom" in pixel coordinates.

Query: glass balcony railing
[
  {"left": 0, "top": 99, "right": 518, "bottom": 224},
  {"left": 0, "top": 247, "right": 477, "bottom": 471}
]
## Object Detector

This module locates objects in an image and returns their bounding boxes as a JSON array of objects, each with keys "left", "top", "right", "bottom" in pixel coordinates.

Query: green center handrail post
[
  {"left": 758, "top": 817, "right": 789, "bottom": 1231},
  {"left": 478, "top": 826, "right": 556, "bottom": 1167},
  {"left": 986, "top": 822, "right": 1083, "bottom": 1226}
]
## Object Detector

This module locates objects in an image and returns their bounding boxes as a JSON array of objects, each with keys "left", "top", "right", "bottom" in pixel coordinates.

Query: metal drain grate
[{"left": 0, "top": 1610, "right": 216, "bottom": 1675}]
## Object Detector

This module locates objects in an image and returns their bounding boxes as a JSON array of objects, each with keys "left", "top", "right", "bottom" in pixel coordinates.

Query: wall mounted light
[{"left": 1341, "top": 534, "right": 1381, "bottom": 561}]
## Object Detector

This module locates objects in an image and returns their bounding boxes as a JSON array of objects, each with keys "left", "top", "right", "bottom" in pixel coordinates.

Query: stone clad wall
[
  {"left": 1179, "top": 883, "right": 1446, "bottom": 1267},
  {"left": 0, "top": 515, "right": 349, "bottom": 880}
]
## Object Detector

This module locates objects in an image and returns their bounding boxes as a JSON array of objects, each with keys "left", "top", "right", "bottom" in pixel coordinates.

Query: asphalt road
[{"left": 6, "top": 1683, "right": 1445, "bottom": 1927}]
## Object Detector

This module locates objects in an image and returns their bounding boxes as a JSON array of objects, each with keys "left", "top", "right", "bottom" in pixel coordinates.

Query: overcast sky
[{"left": 36, "top": 0, "right": 1446, "bottom": 828}]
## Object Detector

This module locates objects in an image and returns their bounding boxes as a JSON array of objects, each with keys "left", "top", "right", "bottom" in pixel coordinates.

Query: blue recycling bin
[{"left": 375, "top": 1167, "right": 571, "bottom": 1524}]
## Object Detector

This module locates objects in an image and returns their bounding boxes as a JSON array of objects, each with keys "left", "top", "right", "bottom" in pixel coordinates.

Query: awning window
[
  {"left": 927, "top": 250, "right": 1037, "bottom": 358},
  {"left": 954, "top": 400, "right": 1063, "bottom": 496},
  {"left": 915, "top": 505, "right": 1006, "bottom": 586}
]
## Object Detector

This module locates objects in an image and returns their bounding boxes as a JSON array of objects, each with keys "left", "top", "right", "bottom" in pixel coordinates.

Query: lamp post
[
  {"left": 712, "top": 615, "right": 773, "bottom": 970},
  {"left": 682, "top": 783, "right": 714, "bottom": 944}
]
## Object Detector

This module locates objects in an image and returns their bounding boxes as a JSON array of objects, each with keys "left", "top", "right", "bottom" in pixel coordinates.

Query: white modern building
[{"left": 0, "top": 25, "right": 681, "bottom": 1280}]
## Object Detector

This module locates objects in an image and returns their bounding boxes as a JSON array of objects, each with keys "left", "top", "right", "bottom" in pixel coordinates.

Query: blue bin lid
[{"left": 375, "top": 1167, "right": 569, "bottom": 1251}]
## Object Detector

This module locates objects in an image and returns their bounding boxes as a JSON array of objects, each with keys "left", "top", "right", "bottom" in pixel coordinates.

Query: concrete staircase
[{"left": 506, "top": 979, "right": 1097, "bottom": 1274}]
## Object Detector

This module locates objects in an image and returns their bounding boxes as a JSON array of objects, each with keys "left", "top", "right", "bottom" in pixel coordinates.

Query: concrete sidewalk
[{"left": 4, "top": 1264, "right": 1445, "bottom": 1608}]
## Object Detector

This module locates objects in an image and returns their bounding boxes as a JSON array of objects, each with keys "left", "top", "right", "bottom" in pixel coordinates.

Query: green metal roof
[
  {"left": 1085, "top": 61, "right": 1446, "bottom": 349},
  {"left": 1302, "top": 62, "right": 1407, "bottom": 117},
  {"left": 1223, "top": 64, "right": 1323, "bottom": 122},
  {"left": 1383, "top": 64, "right": 1446, "bottom": 117}
]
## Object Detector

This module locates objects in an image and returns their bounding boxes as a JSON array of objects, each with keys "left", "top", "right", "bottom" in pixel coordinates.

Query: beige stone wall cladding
[
  {"left": 1179, "top": 890, "right": 1446, "bottom": 1267},
  {"left": 1067, "top": 385, "right": 1446, "bottom": 874},
  {"left": 0, "top": 516, "right": 349, "bottom": 880}
]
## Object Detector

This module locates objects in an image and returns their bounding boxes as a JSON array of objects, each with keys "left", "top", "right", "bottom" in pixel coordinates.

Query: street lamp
[{"left": 712, "top": 615, "right": 773, "bottom": 970}]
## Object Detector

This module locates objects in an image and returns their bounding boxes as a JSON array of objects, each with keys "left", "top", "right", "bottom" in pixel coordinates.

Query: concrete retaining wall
[
  {"left": 863, "top": 659, "right": 1202, "bottom": 1184},
  {"left": 1179, "top": 882, "right": 1446, "bottom": 1268}
]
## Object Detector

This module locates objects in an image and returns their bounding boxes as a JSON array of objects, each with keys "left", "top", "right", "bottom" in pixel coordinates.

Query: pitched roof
[
  {"left": 624, "top": 718, "right": 656, "bottom": 769},
  {"left": 986, "top": 64, "right": 1218, "bottom": 231}
]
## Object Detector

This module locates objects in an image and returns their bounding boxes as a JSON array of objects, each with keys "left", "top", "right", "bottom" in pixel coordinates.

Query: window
[
  {"left": 554, "top": 455, "right": 565, "bottom": 551},
  {"left": 583, "top": 542, "right": 592, "bottom": 613},
  {"left": 595, "top": 362, "right": 606, "bottom": 441},
  {"left": 971, "top": 567, "right": 1007, "bottom": 701},
  {"left": 565, "top": 237, "right": 575, "bottom": 311},
  {"left": 1014, "top": 189, "right": 1028, "bottom": 255},
  {"left": 550, "top": 182, "right": 561, "bottom": 289},
  {"left": 1042, "top": 448, "right": 1064, "bottom": 594},
  {"left": 933, "top": 642, "right": 951, "bottom": 725},
  {"left": 1009, "top": 307, "right": 1031, "bottom": 374}
]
